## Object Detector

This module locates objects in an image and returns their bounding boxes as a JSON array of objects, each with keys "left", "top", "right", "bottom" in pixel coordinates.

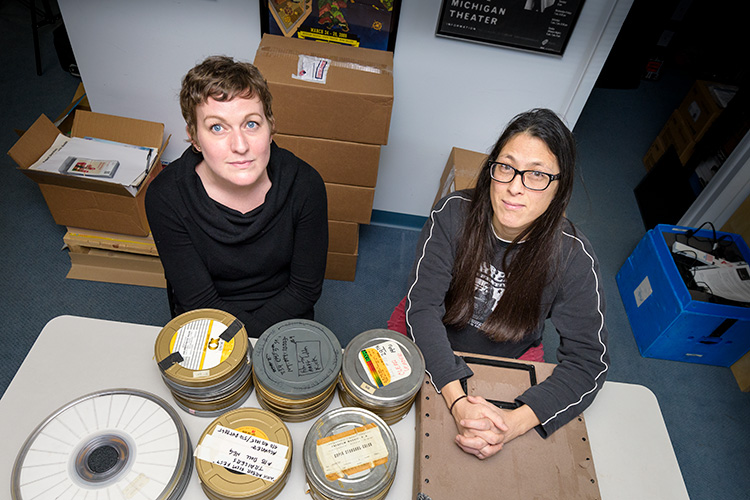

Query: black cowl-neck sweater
[{"left": 145, "top": 142, "right": 328, "bottom": 337}]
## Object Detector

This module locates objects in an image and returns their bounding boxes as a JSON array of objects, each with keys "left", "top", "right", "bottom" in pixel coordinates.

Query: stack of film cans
[
  {"left": 303, "top": 407, "right": 397, "bottom": 500},
  {"left": 195, "top": 408, "right": 292, "bottom": 500},
  {"left": 338, "top": 329, "right": 425, "bottom": 424},
  {"left": 252, "top": 319, "right": 342, "bottom": 422},
  {"left": 155, "top": 309, "right": 254, "bottom": 417}
]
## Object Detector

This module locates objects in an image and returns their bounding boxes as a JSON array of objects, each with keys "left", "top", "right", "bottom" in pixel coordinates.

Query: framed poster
[
  {"left": 260, "top": 1, "right": 401, "bottom": 52},
  {"left": 436, "top": 0, "right": 585, "bottom": 56}
]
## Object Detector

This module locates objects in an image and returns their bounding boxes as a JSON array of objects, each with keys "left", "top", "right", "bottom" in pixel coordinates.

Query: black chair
[{"left": 26, "top": 0, "right": 61, "bottom": 75}]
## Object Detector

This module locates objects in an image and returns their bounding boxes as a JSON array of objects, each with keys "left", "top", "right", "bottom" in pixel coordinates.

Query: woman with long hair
[{"left": 404, "top": 108, "right": 609, "bottom": 459}]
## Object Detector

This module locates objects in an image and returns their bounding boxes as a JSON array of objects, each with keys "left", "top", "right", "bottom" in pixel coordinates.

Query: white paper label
[
  {"left": 634, "top": 276, "right": 653, "bottom": 308},
  {"left": 358, "top": 340, "right": 411, "bottom": 388},
  {"left": 194, "top": 425, "right": 289, "bottom": 482},
  {"left": 122, "top": 473, "right": 150, "bottom": 499},
  {"left": 171, "top": 319, "right": 233, "bottom": 371},
  {"left": 292, "top": 55, "right": 331, "bottom": 84},
  {"left": 316, "top": 423, "right": 389, "bottom": 481}
]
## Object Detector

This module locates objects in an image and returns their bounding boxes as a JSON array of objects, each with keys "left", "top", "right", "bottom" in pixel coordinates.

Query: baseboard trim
[{"left": 370, "top": 210, "right": 426, "bottom": 231}]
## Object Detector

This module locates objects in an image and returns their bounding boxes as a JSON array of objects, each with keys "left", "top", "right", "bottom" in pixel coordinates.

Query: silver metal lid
[
  {"left": 341, "top": 329, "right": 425, "bottom": 407},
  {"left": 253, "top": 319, "right": 342, "bottom": 400},
  {"left": 303, "top": 407, "right": 397, "bottom": 500},
  {"left": 12, "top": 389, "right": 193, "bottom": 500}
]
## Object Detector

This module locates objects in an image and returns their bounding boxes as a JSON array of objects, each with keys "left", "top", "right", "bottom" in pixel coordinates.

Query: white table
[{"left": 0, "top": 316, "right": 690, "bottom": 499}]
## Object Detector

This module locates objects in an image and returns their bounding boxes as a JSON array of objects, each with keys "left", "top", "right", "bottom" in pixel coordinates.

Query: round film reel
[
  {"left": 171, "top": 373, "right": 255, "bottom": 419},
  {"left": 252, "top": 319, "right": 342, "bottom": 422},
  {"left": 338, "top": 329, "right": 425, "bottom": 424},
  {"left": 196, "top": 408, "right": 293, "bottom": 500},
  {"left": 155, "top": 309, "right": 253, "bottom": 415},
  {"left": 11, "top": 389, "right": 192, "bottom": 500},
  {"left": 303, "top": 407, "right": 397, "bottom": 500}
]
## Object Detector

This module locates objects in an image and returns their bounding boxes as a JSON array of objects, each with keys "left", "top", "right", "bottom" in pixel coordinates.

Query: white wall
[{"left": 58, "top": 0, "right": 632, "bottom": 217}]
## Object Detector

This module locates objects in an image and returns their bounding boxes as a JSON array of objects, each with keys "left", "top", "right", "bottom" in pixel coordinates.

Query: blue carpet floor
[{"left": 2, "top": 2, "right": 749, "bottom": 498}]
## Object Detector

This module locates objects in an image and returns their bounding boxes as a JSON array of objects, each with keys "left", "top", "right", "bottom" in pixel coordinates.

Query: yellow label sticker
[
  {"left": 235, "top": 426, "right": 269, "bottom": 441},
  {"left": 357, "top": 341, "right": 411, "bottom": 388},
  {"left": 316, "top": 423, "right": 389, "bottom": 481}
]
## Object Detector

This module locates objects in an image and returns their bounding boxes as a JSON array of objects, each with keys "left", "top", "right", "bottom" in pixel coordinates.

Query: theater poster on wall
[
  {"left": 436, "top": 0, "right": 585, "bottom": 56},
  {"left": 260, "top": 1, "right": 401, "bottom": 52}
]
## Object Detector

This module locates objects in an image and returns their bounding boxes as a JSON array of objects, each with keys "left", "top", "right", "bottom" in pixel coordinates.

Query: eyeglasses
[{"left": 489, "top": 161, "right": 560, "bottom": 191}]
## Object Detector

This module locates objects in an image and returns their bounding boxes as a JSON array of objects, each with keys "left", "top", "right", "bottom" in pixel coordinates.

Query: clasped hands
[{"left": 444, "top": 382, "right": 540, "bottom": 460}]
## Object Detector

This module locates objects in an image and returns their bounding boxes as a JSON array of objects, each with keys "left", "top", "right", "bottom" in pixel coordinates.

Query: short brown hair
[{"left": 180, "top": 55, "right": 275, "bottom": 141}]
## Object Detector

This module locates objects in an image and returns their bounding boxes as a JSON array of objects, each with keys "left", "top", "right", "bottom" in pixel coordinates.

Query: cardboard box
[
  {"left": 13, "top": 83, "right": 91, "bottom": 138},
  {"left": 254, "top": 34, "right": 394, "bottom": 145},
  {"left": 643, "top": 133, "right": 667, "bottom": 171},
  {"left": 664, "top": 111, "right": 695, "bottom": 165},
  {"left": 326, "top": 183, "right": 374, "bottom": 224},
  {"left": 616, "top": 224, "right": 750, "bottom": 366},
  {"left": 677, "top": 80, "right": 726, "bottom": 140},
  {"left": 8, "top": 111, "right": 168, "bottom": 236},
  {"left": 433, "top": 147, "right": 488, "bottom": 209},
  {"left": 274, "top": 134, "right": 380, "bottom": 187},
  {"left": 326, "top": 250, "right": 358, "bottom": 282},
  {"left": 721, "top": 193, "right": 750, "bottom": 251},
  {"left": 54, "top": 82, "right": 91, "bottom": 135},
  {"left": 732, "top": 350, "right": 750, "bottom": 392},
  {"left": 329, "top": 220, "right": 359, "bottom": 254},
  {"left": 67, "top": 247, "right": 166, "bottom": 288}
]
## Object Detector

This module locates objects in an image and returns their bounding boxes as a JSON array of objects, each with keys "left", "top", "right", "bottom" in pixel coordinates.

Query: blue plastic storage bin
[{"left": 616, "top": 224, "right": 750, "bottom": 366}]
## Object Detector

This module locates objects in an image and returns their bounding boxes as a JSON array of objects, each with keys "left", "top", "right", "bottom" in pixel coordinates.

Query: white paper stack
[{"left": 29, "top": 134, "right": 158, "bottom": 195}]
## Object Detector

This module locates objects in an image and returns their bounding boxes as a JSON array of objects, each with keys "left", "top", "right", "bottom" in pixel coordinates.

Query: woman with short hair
[{"left": 146, "top": 56, "right": 328, "bottom": 337}]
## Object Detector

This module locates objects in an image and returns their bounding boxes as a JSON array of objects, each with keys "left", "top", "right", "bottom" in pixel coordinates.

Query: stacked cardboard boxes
[
  {"left": 643, "top": 80, "right": 737, "bottom": 170},
  {"left": 63, "top": 227, "right": 166, "bottom": 288},
  {"left": 254, "top": 34, "right": 394, "bottom": 281}
]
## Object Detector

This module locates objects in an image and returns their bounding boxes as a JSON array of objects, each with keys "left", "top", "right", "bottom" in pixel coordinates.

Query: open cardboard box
[
  {"left": 8, "top": 110, "right": 168, "bottom": 236},
  {"left": 254, "top": 34, "right": 394, "bottom": 145},
  {"left": 54, "top": 82, "right": 91, "bottom": 135}
]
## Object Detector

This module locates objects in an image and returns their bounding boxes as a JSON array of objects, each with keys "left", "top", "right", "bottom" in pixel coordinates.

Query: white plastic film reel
[{"left": 11, "top": 389, "right": 192, "bottom": 500}]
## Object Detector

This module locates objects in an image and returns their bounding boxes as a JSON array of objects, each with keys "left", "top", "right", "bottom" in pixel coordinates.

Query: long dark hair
[{"left": 443, "top": 108, "right": 576, "bottom": 342}]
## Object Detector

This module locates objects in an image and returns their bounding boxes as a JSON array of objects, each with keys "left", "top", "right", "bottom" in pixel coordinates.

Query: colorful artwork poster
[
  {"left": 436, "top": 0, "right": 585, "bottom": 56},
  {"left": 260, "top": 0, "right": 401, "bottom": 52}
]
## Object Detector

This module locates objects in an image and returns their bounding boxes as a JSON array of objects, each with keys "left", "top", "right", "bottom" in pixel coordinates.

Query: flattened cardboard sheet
[
  {"left": 64, "top": 227, "right": 158, "bottom": 256},
  {"left": 414, "top": 352, "right": 600, "bottom": 499},
  {"left": 66, "top": 247, "right": 166, "bottom": 288}
]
